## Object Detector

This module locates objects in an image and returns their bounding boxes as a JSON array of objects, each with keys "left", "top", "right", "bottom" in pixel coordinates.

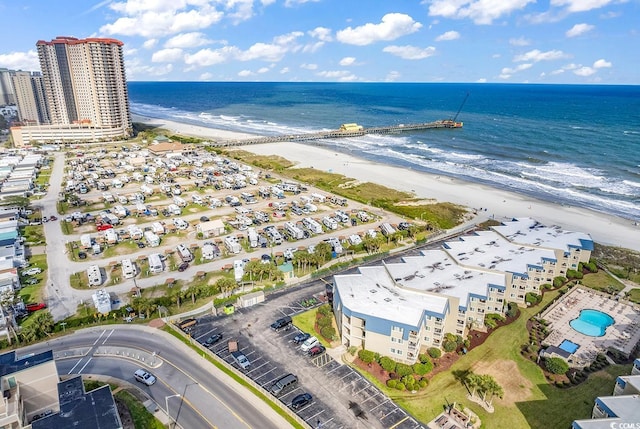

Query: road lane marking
[
  {"left": 93, "top": 330, "right": 106, "bottom": 345},
  {"left": 67, "top": 358, "right": 83, "bottom": 374},
  {"left": 77, "top": 357, "right": 92, "bottom": 374},
  {"left": 102, "top": 329, "right": 115, "bottom": 344}
]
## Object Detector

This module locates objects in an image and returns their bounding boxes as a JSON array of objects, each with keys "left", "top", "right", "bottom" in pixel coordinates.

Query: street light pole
[{"left": 165, "top": 394, "right": 181, "bottom": 427}]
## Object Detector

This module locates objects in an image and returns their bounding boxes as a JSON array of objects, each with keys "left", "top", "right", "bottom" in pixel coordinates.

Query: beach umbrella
[
  {"left": 196, "top": 271, "right": 206, "bottom": 278},
  {"left": 137, "top": 254, "right": 147, "bottom": 261}
]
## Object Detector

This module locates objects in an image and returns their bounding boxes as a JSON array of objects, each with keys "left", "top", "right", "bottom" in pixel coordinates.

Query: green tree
[
  {"left": 545, "top": 357, "right": 569, "bottom": 374},
  {"left": 215, "top": 277, "right": 236, "bottom": 297}
]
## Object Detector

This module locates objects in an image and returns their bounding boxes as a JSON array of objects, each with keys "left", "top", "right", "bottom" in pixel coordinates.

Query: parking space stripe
[
  {"left": 388, "top": 416, "right": 410, "bottom": 429},
  {"left": 304, "top": 409, "right": 325, "bottom": 423},
  {"left": 369, "top": 399, "right": 389, "bottom": 412},
  {"left": 246, "top": 361, "right": 269, "bottom": 374}
]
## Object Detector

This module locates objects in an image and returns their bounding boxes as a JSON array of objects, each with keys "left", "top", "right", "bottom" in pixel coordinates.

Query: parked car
[
  {"left": 22, "top": 268, "right": 42, "bottom": 276},
  {"left": 178, "top": 262, "right": 189, "bottom": 272},
  {"left": 300, "top": 336, "right": 319, "bottom": 352},
  {"left": 49, "top": 215, "right": 58, "bottom": 221},
  {"left": 291, "top": 393, "right": 313, "bottom": 410},
  {"left": 133, "top": 369, "right": 156, "bottom": 386},
  {"left": 200, "top": 216, "right": 210, "bottom": 222},
  {"left": 204, "top": 333, "right": 223, "bottom": 347},
  {"left": 308, "top": 344, "right": 326, "bottom": 357},
  {"left": 24, "top": 278, "right": 39, "bottom": 285},
  {"left": 78, "top": 251, "right": 87, "bottom": 259},
  {"left": 270, "top": 316, "right": 292, "bottom": 332},
  {"left": 293, "top": 332, "right": 310, "bottom": 344},
  {"left": 136, "top": 241, "right": 146, "bottom": 249},
  {"left": 25, "top": 303, "right": 47, "bottom": 312}
]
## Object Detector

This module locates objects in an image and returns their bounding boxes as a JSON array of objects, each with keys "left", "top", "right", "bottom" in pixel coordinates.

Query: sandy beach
[{"left": 133, "top": 115, "right": 640, "bottom": 251}]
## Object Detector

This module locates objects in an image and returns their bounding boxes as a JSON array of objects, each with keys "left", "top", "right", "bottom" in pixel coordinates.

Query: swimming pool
[
  {"left": 559, "top": 339, "right": 580, "bottom": 354},
  {"left": 570, "top": 309, "right": 614, "bottom": 337}
]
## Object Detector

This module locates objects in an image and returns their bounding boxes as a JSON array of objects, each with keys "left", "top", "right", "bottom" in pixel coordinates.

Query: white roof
[
  {"left": 384, "top": 250, "right": 506, "bottom": 310},
  {"left": 493, "top": 217, "right": 593, "bottom": 251},
  {"left": 335, "top": 265, "right": 449, "bottom": 327},
  {"left": 444, "top": 230, "right": 557, "bottom": 275}
]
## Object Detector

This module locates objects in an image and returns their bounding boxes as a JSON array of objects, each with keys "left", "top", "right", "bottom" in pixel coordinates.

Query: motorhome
[
  {"left": 144, "top": 230, "right": 160, "bottom": 247},
  {"left": 304, "top": 203, "right": 317, "bottom": 213},
  {"left": 310, "top": 193, "right": 326, "bottom": 203},
  {"left": 128, "top": 225, "right": 144, "bottom": 240},
  {"left": 102, "top": 192, "right": 115, "bottom": 203},
  {"left": 172, "top": 218, "right": 189, "bottom": 230},
  {"left": 202, "top": 242, "right": 216, "bottom": 260},
  {"left": 247, "top": 228, "right": 259, "bottom": 248},
  {"left": 191, "top": 194, "right": 204, "bottom": 205},
  {"left": 302, "top": 217, "right": 323, "bottom": 234},
  {"left": 349, "top": 234, "right": 362, "bottom": 246},
  {"left": 265, "top": 226, "right": 282, "bottom": 244},
  {"left": 148, "top": 253, "right": 164, "bottom": 274},
  {"left": 151, "top": 222, "right": 165, "bottom": 235},
  {"left": 322, "top": 216, "right": 338, "bottom": 230},
  {"left": 284, "top": 221, "right": 304, "bottom": 240},
  {"left": 167, "top": 204, "right": 182, "bottom": 216},
  {"left": 140, "top": 184, "right": 154, "bottom": 195},
  {"left": 380, "top": 222, "right": 396, "bottom": 237},
  {"left": 357, "top": 211, "right": 370, "bottom": 222},
  {"left": 173, "top": 196, "right": 187, "bottom": 207},
  {"left": 334, "top": 210, "right": 349, "bottom": 223},
  {"left": 112, "top": 179, "right": 123, "bottom": 188},
  {"left": 80, "top": 234, "right": 92, "bottom": 249},
  {"left": 325, "top": 237, "right": 343, "bottom": 254},
  {"left": 224, "top": 236, "right": 241, "bottom": 254},
  {"left": 176, "top": 244, "right": 193, "bottom": 262},
  {"left": 117, "top": 194, "right": 128, "bottom": 204},
  {"left": 122, "top": 258, "right": 136, "bottom": 279},
  {"left": 234, "top": 260, "right": 245, "bottom": 282},
  {"left": 113, "top": 205, "right": 128, "bottom": 218},
  {"left": 87, "top": 265, "right": 102, "bottom": 286}
]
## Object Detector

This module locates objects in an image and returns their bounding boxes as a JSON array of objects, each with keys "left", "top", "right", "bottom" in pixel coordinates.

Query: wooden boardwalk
[{"left": 212, "top": 120, "right": 462, "bottom": 147}]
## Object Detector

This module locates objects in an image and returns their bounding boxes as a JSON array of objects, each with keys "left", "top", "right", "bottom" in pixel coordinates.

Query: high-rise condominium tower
[
  {"left": 36, "top": 36, "right": 131, "bottom": 133},
  {"left": 11, "top": 71, "right": 49, "bottom": 124}
]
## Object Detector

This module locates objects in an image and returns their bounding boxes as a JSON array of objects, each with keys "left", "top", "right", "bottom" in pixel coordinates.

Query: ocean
[{"left": 127, "top": 82, "right": 640, "bottom": 221}]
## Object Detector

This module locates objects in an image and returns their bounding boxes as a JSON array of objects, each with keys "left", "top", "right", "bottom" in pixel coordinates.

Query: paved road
[{"left": 19, "top": 325, "right": 292, "bottom": 429}]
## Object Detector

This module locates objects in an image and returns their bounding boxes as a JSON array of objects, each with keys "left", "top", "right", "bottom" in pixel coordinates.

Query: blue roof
[{"left": 0, "top": 350, "right": 54, "bottom": 377}]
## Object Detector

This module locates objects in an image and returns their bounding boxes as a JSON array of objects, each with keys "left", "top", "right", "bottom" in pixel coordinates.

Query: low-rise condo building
[{"left": 332, "top": 217, "right": 593, "bottom": 364}]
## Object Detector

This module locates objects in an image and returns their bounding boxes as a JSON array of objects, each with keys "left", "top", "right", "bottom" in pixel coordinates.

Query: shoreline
[{"left": 132, "top": 113, "right": 640, "bottom": 251}]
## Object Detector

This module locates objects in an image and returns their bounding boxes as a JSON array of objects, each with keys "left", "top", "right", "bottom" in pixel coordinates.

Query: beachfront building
[
  {"left": 11, "top": 71, "right": 49, "bottom": 124},
  {"left": 0, "top": 68, "right": 16, "bottom": 106},
  {"left": 332, "top": 217, "right": 594, "bottom": 364},
  {"left": 11, "top": 36, "right": 131, "bottom": 146},
  {"left": 572, "top": 359, "right": 640, "bottom": 428}
]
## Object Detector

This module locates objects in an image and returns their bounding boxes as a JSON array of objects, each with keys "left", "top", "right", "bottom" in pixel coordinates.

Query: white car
[
  {"left": 134, "top": 369, "right": 156, "bottom": 386},
  {"left": 22, "top": 268, "right": 42, "bottom": 276},
  {"left": 300, "top": 336, "right": 319, "bottom": 352}
]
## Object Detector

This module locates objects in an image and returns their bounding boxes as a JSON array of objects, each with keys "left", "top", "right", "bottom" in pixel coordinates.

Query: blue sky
[{"left": 0, "top": 0, "right": 638, "bottom": 84}]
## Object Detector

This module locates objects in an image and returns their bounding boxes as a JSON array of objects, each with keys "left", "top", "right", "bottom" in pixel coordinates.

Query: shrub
[
  {"left": 413, "top": 361, "right": 433, "bottom": 375},
  {"left": 566, "top": 269, "right": 584, "bottom": 280},
  {"left": 379, "top": 356, "right": 397, "bottom": 373},
  {"left": 386, "top": 379, "right": 397, "bottom": 388},
  {"left": 317, "top": 304, "right": 332, "bottom": 316},
  {"left": 418, "top": 379, "right": 428, "bottom": 388},
  {"left": 418, "top": 353, "right": 430, "bottom": 364},
  {"left": 395, "top": 382, "right": 405, "bottom": 391},
  {"left": 585, "top": 262, "right": 598, "bottom": 273},
  {"left": 320, "top": 326, "right": 335, "bottom": 340},
  {"left": 525, "top": 292, "right": 542, "bottom": 305},
  {"left": 395, "top": 363, "right": 414, "bottom": 377},
  {"left": 348, "top": 346, "right": 358, "bottom": 356},
  {"left": 401, "top": 375, "right": 415, "bottom": 386},
  {"left": 545, "top": 357, "right": 569, "bottom": 374},
  {"left": 427, "top": 347, "right": 442, "bottom": 359},
  {"left": 553, "top": 276, "right": 566, "bottom": 287},
  {"left": 506, "top": 302, "right": 519, "bottom": 318},
  {"left": 443, "top": 340, "right": 457, "bottom": 353},
  {"left": 455, "top": 335, "right": 464, "bottom": 345},
  {"left": 485, "top": 319, "right": 497, "bottom": 330},
  {"left": 542, "top": 283, "right": 553, "bottom": 290},
  {"left": 317, "top": 316, "right": 332, "bottom": 329},
  {"left": 358, "top": 349, "right": 375, "bottom": 364}
]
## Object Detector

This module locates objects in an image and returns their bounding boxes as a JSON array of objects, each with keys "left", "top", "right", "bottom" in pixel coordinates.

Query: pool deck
[{"left": 541, "top": 287, "right": 640, "bottom": 362}]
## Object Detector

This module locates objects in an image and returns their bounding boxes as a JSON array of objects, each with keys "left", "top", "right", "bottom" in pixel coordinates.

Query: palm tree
[
  {"left": 486, "top": 377, "right": 504, "bottom": 406},
  {"left": 216, "top": 277, "right": 236, "bottom": 297},
  {"left": 464, "top": 372, "right": 480, "bottom": 399}
]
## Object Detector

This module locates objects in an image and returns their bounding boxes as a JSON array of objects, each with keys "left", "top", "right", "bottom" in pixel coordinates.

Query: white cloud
[
  {"left": 514, "top": 49, "right": 568, "bottom": 62},
  {"left": 238, "top": 70, "right": 254, "bottom": 77},
  {"left": 280, "top": 67, "right": 290, "bottom": 74},
  {"left": 476, "top": 78, "right": 487, "bottom": 82},
  {"left": 184, "top": 46, "right": 240, "bottom": 67},
  {"left": 199, "top": 72, "right": 214, "bottom": 80},
  {"left": 551, "top": 0, "right": 616, "bottom": 12},
  {"left": 143, "top": 39, "right": 158, "bottom": 49},
  {"left": 339, "top": 57, "right": 356, "bottom": 66},
  {"left": 126, "top": 58, "right": 173, "bottom": 78},
  {"left": 151, "top": 48, "right": 183, "bottom": 62},
  {"left": 124, "top": 47, "right": 138, "bottom": 56},
  {"left": 566, "top": 23, "right": 594, "bottom": 38},
  {"left": 0, "top": 50, "right": 39, "bottom": 71},
  {"left": 385, "top": 71, "right": 401, "bottom": 81},
  {"left": 435, "top": 30, "right": 460, "bottom": 41},
  {"left": 428, "top": 0, "right": 535, "bottom": 25},
  {"left": 101, "top": 3, "right": 224, "bottom": 38},
  {"left": 316, "top": 70, "right": 358, "bottom": 81},
  {"left": 492, "top": 53, "right": 501, "bottom": 58},
  {"left": 257, "top": 67, "right": 270, "bottom": 73},
  {"left": 237, "top": 43, "right": 289, "bottom": 62},
  {"left": 300, "top": 63, "right": 318, "bottom": 70},
  {"left": 550, "top": 69, "right": 565, "bottom": 75},
  {"left": 308, "top": 27, "right": 333, "bottom": 42},
  {"left": 593, "top": 58, "right": 611, "bottom": 68},
  {"left": 165, "top": 32, "right": 213, "bottom": 48},
  {"left": 574, "top": 66, "right": 596, "bottom": 76},
  {"left": 336, "top": 13, "right": 422, "bottom": 46},
  {"left": 302, "top": 42, "right": 325, "bottom": 53},
  {"left": 499, "top": 63, "right": 532, "bottom": 79},
  {"left": 383, "top": 45, "right": 437, "bottom": 60},
  {"left": 509, "top": 37, "right": 531, "bottom": 46}
]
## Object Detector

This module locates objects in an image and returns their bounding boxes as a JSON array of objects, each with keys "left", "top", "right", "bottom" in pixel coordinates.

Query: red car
[
  {"left": 96, "top": 223, "right": 113, "bottom": 231},
  {"left": 25, "top": 303, "right": 47, "bottom": 312}
]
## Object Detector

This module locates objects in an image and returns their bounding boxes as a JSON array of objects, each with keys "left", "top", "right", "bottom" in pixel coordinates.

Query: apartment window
[
  {"left": 390, "top": 348, "right": 396, "bottom": 354},
  {"left": 392, "top": 326, "right": 404, "bottom": 334}
]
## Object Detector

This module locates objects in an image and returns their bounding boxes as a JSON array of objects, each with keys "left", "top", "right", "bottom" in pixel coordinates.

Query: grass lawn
[
  {"left": 20, "top": 225, "right": 45, "bottom": 244},
  {"left": 626, "top": 288, "right": 640, "bottom": 304},
  {"left": 19, "top": 255, "right": 49, "bottom": 303},
  {"left": 103, "top": 240, "right": 140, "bottom": 258},
  {"left": 115, "top": 390, "right": 165, "bottom": 429},
  {"left": 385, "top": 290, "right": 632, "bottom": 428},
  {"left": 69, "top": 271, "right": 90, "bottom": 289},
  {"left": 579, "top": 270, "right": 625, "bottom": 293},
  {"left": 292, "top": 308, "right": 332, "bottom": 348}
]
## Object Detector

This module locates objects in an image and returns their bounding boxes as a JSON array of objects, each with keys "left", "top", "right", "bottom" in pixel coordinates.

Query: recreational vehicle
[
  {"left": 224, "top": 236, "right": 241, "bottom": 254},
  {"left": 322, "top": 216, "right": 338, "bottom": 230},
  {"left": 176, "top": 244, "right": 193, "bottom": 262},
  {"left": 148, "top": 253, "right": 164, "bottom": 274},
  {"left": 284, "top": 221, "right": 304, "bottom": 240},
  {"left": 144, "top": 230, "right": 160, "bottom": 247},
  {"left": 247, "top": 228, "right": 259, "bottom": 248},
  {"left": 87, "top": 265, "right": 102, "bottom": 287},
  {"left": 122, "top": 259, "right": 136, "bottom": 279}
]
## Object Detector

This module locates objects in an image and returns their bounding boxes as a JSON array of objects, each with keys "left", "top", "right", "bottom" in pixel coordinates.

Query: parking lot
[{"left": 187, "top": 282, "right": 425, "bottom": 429}]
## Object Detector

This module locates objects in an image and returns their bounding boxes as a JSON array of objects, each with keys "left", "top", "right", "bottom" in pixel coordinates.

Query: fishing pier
[{"left": 213, "top": 119, "right": 463, "bottom": 147}]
